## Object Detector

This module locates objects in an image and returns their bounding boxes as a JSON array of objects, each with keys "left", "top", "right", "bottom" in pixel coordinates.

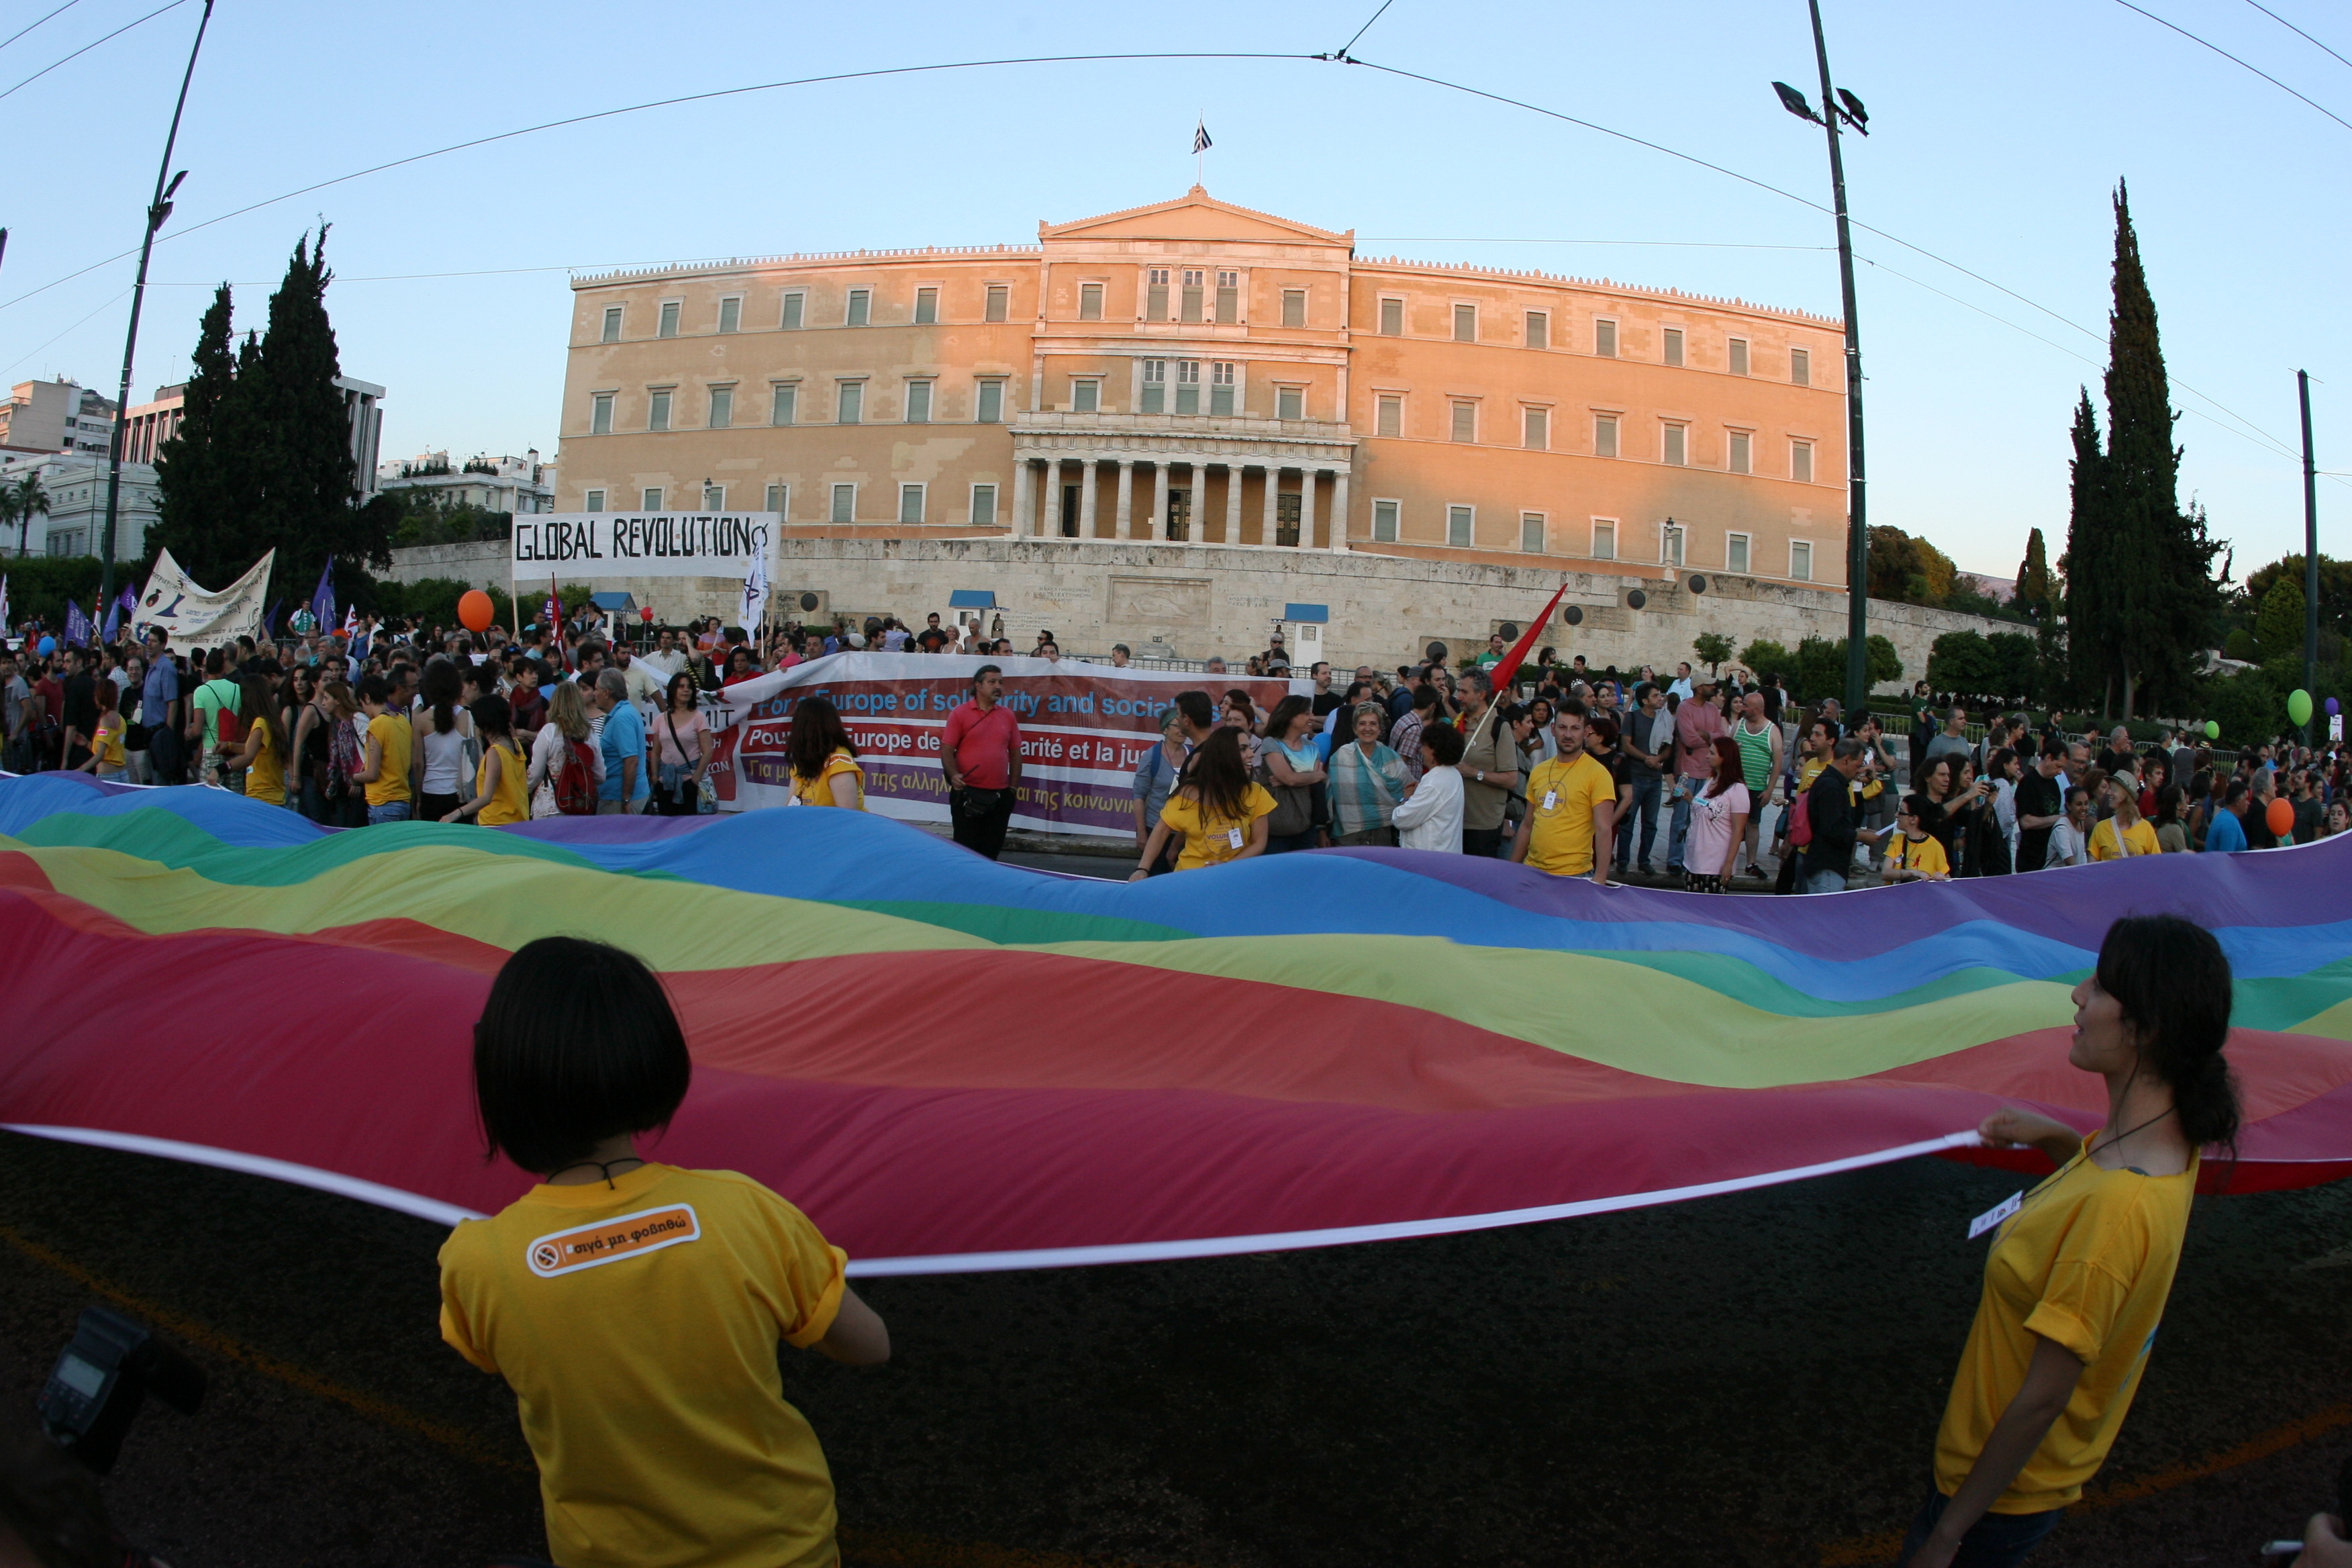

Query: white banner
[
  {"left": 511, "top": 512, "right": 777, "bottom": 579},
  {"left": 136, "top": 549, "right": 274, "bottom": 652},
  {"left": 708, "top": 652, "right": 1308, "bottom": 836}
]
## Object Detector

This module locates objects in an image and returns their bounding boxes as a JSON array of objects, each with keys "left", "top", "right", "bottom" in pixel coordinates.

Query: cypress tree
[
  {"left": 2014, "top": 527, "right": 2054, "bottom": 622},
  {"left": 148, "top": 284, "right": 238, "bottom": 575},
  {"left": 2059, "top": 389, "right": 2111, "bottom": 708}
]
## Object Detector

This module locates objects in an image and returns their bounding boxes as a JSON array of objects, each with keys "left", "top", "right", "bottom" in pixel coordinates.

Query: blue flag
[
  {"left": 309, "top": 558, "right": 335, "bottom": 634},
  {"left": 64, "top": 599, "right": 93, "bottom": 648},
  {"left": 100, "top": 595, "right": 122, "bottom": 643},
  {"left": 265, "top": 599, "right": 283, "bottom": 636}
]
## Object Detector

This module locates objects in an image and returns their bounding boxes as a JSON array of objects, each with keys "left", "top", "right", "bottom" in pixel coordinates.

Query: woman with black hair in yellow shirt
[{"left": 1900, "top": 915, "right": 2239, "bottom": 1567}]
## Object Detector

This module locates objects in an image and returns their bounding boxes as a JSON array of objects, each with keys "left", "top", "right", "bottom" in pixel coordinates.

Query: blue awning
[
  {"left": 588, "top": 591, "right": 636, "bottom": 611},
  {"left": 1282, "top": 602, "right": 1329, "bottom": 624},
  {"left": 948, "top": 589, "right": 996, "bottom": 608}
]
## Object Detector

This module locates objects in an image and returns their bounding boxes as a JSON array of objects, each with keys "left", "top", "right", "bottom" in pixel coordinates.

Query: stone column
[
  {"left": 1328, "top": 468, "right": 1351, "bottom": 552},
  {"left": 1223, "top": 462, "right": 1243, "bottom": 545},
  {"left": 1011, "top": 458, "right": 1032, "bottom": 538},
  {"left": 1186, "top": 460, "right": 1208, "bottom": 544},
  {"left": 1299, "top": 469, "right": 1318, "bottom": 551},
  {"left": 1150, "top": 462, "right": 1171, "bottom": 543},
  {"left": 1115, "top": 460, "right": 1134, "bottom": 540},
  {"left": 1262, "top": 464, "right": 1281, "bottom": 546},
  {"left": 1077, "top": 456, "right": 1099, "bottom": 538}
]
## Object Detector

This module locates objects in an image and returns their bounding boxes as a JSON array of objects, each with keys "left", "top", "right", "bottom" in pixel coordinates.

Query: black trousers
[{"left": 950, "top": 787, "right": 1016, "bottom": 860}]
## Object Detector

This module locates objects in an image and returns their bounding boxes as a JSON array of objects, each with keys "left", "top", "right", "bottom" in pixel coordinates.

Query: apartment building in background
[
  {"left": 0, "top": 379, "right": 118, "bottom": 458},
  {"left": 121, "top": 375, "right": 389, "bottom": 498},
  {"left": 556, "top": 187, "right": 1847, "bottom": 587},
  {"left": 377, "top": 448, "right": 557, "bottom": 514}
]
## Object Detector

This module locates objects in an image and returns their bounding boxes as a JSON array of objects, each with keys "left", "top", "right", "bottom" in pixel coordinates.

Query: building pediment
[{"left": 1040, "top": 186, "right": 1353, "bottom": 251}]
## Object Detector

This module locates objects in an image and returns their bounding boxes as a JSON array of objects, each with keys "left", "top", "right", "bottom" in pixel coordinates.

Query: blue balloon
[{"left": 36, "top": 636, "right": 55, "bottom": 656}]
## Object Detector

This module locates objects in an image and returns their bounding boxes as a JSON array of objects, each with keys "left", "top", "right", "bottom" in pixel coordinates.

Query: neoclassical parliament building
[{"left": 556, "top": 188, "right": 1849, "bottom": 597}]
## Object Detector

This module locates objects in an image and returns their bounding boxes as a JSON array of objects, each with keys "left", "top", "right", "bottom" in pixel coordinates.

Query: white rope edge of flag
[{"left": 5, "top": 1122, "right": 2016, "bottom": 1275}]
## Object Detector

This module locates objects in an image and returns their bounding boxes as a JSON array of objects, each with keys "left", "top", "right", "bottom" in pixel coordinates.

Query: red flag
[{"left": 1487, "top": 581, "right": 1571, "bottom": 693}]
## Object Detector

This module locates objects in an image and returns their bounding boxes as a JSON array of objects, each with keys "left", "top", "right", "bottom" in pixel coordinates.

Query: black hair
[
  {"left": 789, "top": 694, "right": 856, "bottom": 782},
  {"left": 1556, "top": 694, "right": 1589, "bottom": 720},
  {"left": 473, "top": 936, "right": 692, "bottom": 1175},
  {"left": 1422, "top": 722, "right": 1466, "bottom": 766},
  {"left": 357, "top": 673, "right": 393, "bottom": 707},
  {"left": 471, "top": 692, "right": 513, "bottom": 739},
  {"left": 2222, "top": 778, "right": 2250, "bottom": 808},
  {"left": 1173, "top": 689, "right": 1214, "bottom": 731},
  {"left": 421, "top": 656, "right": 462, "bottom": 734},
  {"left": 1185, "top": 726, "right": 1255, "bottom": 824},
  {"left": 1261, "top": 693, "right": 1314, "bottom": 742},
  {"left": 1412, "top": 683, "right": 1444, "bottom": 715},
  {"left": 971, "top": 663, "right": 1001, "bottom": 690},
  {"left": 2094, "top": 915, "right": 2240, "bottom": 1151}
]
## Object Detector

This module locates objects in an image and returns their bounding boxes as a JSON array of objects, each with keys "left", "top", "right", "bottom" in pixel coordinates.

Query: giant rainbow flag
[{"left": 3, "top": 772, "right": 2349, "bottom": 1274}]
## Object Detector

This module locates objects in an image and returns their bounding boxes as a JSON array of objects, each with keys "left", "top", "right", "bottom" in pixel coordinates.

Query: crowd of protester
[
  {"left": 1122, "top": 640, "right": 2352, "bottom": 891},
  {"left": 3, "top": 607, "right": 2345, "bottom": 893}
]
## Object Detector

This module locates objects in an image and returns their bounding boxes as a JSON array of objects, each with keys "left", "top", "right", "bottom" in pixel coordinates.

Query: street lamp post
[
  {"left": 1773, "top": 0, "right": 1871, "bottom": 716},
  {"left": 97, "top": 0, "right": 215, "bottom": 619}
]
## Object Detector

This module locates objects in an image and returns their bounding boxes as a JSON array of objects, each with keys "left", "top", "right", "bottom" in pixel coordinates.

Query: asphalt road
[{"left": 2, "top": 1130, "right": 2345, "bottom": 1568}]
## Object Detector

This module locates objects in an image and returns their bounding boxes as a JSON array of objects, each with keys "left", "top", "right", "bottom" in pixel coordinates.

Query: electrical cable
[
  {"left": 1359, "top": 236, "right": 1834, "bottom": 251},
  {"left": 0, "top": 288, "right": 129, "bottom": 380},
  {"left": 0, "top": 0, "right": 186, "bottom": 104},
  {"left": 2114, "top": 0, "right": 2352, "bottom": 132},
  {"left": 0, "top": 50, "right": 1316, "bottom": 317},
  {"left": 2245, "top": 0, "right": 2352, "bottom": 72},
  {"left": 0, "top": 0, "right": 87, "bottom": 57},
  {"left": 1334, "top": 0, "right": 1400, "bottom": 59}
]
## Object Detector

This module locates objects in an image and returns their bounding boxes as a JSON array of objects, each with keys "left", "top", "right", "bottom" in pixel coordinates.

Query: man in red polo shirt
[{"left": 940, "top": 663, "right": 1024, "bottom": 859}]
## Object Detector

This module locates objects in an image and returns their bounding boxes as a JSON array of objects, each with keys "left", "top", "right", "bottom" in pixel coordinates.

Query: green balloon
[
  {"left": 2204, "top": 720, "right": 2221, "bottom": 739},
  {"left": 2288, "top": 689, "right": 2314, "bottom": 727}
]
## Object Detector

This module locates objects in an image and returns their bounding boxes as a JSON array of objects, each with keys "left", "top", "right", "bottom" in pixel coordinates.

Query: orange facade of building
[{"left": 558, "top": 188, "right": 1848, "bottom": 586}]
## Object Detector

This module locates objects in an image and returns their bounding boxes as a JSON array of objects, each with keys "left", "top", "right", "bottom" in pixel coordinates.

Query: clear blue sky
[{"left": 1, "top": 0, "right": 2344, "bottom": 578}]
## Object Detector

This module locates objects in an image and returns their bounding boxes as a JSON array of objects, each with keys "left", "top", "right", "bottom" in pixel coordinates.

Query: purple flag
[
  {"left": 309, "top": 558, "right": 335, "bottom": 634},
  {"left": 64, "top": 599, "right": 93, "bottom": 649}
]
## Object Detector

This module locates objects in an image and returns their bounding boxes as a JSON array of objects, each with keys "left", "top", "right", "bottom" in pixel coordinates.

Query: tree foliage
[
  {"left": 1792, "top": 634, "right": 1900, "bottom": 703},
  {"left": 2256, "top": 574, "right": 2306, "bottom": 665},
  {"left": 1740, "top": 638, "right": 1794, "bottom": 681},
  {"left": 2059, "top": 184, "right": 2226, "bottom": 720},
  {"left": 1865, "top": 526, "right": 1959, "bottom": 607},
  {"left": 2014, "top": 527, "right": 2057, "bottom": 623},
  {"left": 1927, "top": 630, "right": 2045, "bottom": 703},
  {"left": 1691, "top": 631, "right": 1734, "bottom": 673},
  {"left": 148, "top": 230, "right": 393, "bottom": 604}
]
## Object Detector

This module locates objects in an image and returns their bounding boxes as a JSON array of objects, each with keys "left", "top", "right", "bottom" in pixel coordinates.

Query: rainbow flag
[{"left": 3, "top": 773, "right": 2347, "bottom": 1275}]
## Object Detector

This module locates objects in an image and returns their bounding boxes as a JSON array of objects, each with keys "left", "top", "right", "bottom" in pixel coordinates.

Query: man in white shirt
[{"left": 1667, "top": 662, "right": 1696, "bottom": 702}]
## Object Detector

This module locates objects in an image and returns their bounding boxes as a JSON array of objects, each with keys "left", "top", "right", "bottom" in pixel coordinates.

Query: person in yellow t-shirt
[
  {"left": 1900, "top": 915, "right": 2239, "bottom": 1568},
  {"left": 1882, "top": 795, "right": 1953, "bottom": 883},
  {"left": 446, "top": 693, "right": 530, "bottom": 826},
  {"left": 438, "top": 937, "right": 890, "bottom": 1568},
  {"left": 233, "top": 671, "right": 290, "bottom": 807},
  {"left": 2086, "top": 775, "right": 2159, "bottom": 861},
  {"left": 353, "top": 674, "right": 414, "bottom": 824},
  {"left": 787, "top": 696, "right": 866, "bottom": 810},
  {"left": 75, "top": 677, "right": 128, "bottom": 781},
  {"left": 1128, "top": 728, "right": 1275, "bottom": 877},
  {"left": 1511, "top": 699, "right": 1616, "bottom": 884}
]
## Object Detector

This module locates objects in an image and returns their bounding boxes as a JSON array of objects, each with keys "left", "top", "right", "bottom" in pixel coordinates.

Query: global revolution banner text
[{"left": 711, "top": 653, "right": 1306, "bottom": 836}]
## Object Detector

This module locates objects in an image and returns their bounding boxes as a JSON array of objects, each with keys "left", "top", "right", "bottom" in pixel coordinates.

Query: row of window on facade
[
  {"left": 584, "top": 377, "right": 1814, "bottom": 480},
  {"left": 597, "top": 284, "right": 1816, "bottom": 381},
  {"left": 571, "top": 479, "right": 1814, "bottom": 577}
]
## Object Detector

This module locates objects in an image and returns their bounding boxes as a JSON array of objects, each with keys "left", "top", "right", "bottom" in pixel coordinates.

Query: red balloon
[
  {"left": 457, "top": 589, "right": 494, "bottom": 633},
  {"left": 640, "top": 605, "right": 654, "bottom": 622},
  {"left": 2266, "top": 797, "right": 2295, "bottom": 838}
]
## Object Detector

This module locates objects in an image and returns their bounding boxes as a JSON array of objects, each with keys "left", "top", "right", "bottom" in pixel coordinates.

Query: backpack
[
  {"left": 1787, "top": 785, "right": 1814, "bottom": 848},
  {"left": 554, "top": 738, "right": 598, "bottom": 816},
  {"left": 205, "top": 680, "right": 244, "bottom": 748}
]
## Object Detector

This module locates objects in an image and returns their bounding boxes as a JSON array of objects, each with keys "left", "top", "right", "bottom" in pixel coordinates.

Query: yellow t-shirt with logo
[
  {"left": 1161, "top": 782, "right": 1277, "bottom": 871},
  {"left": 364, "top": 712, "right": 412, "bottom": 806},
  {"left": 477, "top": 738, "right": 530, "bottom": 826},
  {"left": 244, "top": 715, "right": 288, "bottom": 805},
  {"left": 790, "top": 748, "right": 865, "bottom": 810},
  {"left": 1885, "top": 832, "right": 1950, "bottom": 879},
  {"left": 1521, "top": 752, "right": 1615, "bottom": 877},
  {"left": 91, "top": 711, "right": 126, "bottom": 772},
  {"left": 2088, "top": 816, "right": 2160, "bottom": 861},
  {"left": 438, "top": 1163, "right": 848, "bottom": 1568},
  {"left": 1933, "top": 1140, "right": 2197, "bottom": 1513}
]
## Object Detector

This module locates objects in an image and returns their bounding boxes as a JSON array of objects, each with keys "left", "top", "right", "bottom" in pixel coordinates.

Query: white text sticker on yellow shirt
[
  {"left": 1542, "top": 790, "right": 1558, "bottom": 812},
  {"left": 526, "top": 1204, "right": 702, "bottom": 1278},
  {"left": 1226, "top": 826, "right": 1243, "bottom": 848},
  {"left": 1967, "top": 1190, "right": 2022, "bottom": 1240}
]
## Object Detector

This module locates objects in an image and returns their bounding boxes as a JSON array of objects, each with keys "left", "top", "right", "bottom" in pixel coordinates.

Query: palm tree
[
  {"left": 0, "top": 483, "right": 16, "bottom": 559},
  {"left": 13, "top": 471, "right": 49, "bottom": 558}
]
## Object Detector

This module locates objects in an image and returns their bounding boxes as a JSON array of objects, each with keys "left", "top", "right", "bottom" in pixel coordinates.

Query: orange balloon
[
  {"left": 458, "top": 589, "right": 495, "bottom": 633},
  {"left": 2266, "top": 797, "right": 2295, "bottom": 838}
]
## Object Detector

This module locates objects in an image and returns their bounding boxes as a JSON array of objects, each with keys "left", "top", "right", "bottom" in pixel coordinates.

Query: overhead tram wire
[
  {"left": 0, "top": 0, "right": 188, "bottom": 103},
  {"left": 0, "top": 50, "right": 1317, "bottom": 318},
  {"left": 0, "top": 42, "right": 2324, "bottom": 481},
  {"left": 2244, "top": 0, "right": 2352, "bottom": 72},
  {"left": 0, "top": 0, "right": 89, "bottom": 57},
  {"left": 1333, "top": 0, "right": 1402, "bottom": 60},
  {"left": 2114, "top": 0, "right": 2352, "bottom": 132},
  {"left": 1331, "top": 52, "right": 2329, "bottom": 479}
]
